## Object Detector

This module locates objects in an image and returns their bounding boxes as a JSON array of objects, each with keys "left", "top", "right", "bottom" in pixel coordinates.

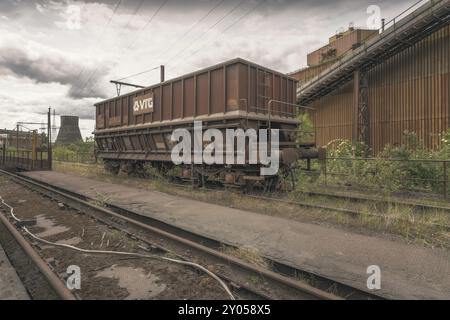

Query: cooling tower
[{"left": 55, "top": 116, "right": 83, "bottom": 145}]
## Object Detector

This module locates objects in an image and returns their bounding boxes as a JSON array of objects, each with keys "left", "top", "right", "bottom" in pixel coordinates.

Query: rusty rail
[
  {"left": 304, "top": 157, "right": 450, "bottom": 198},
  {"left": 0, "top": 210, "right": 76, "bottom": 300},
  {"left": 1, "top": 169, "right": 372, "bottom": 300}
]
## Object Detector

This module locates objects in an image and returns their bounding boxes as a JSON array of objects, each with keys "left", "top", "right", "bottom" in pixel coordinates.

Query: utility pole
[
  {"left": 48, "top": 107, "right": 52, "bottom": 170},
  {"left": 32, "top": 130, "right": 37, "bottom": 170},
  {"left": 16, "top": 123, "right": 19, "bottom": 155},
  {"left": 160, "top": 65, "right": 165, "bottom": 83}
]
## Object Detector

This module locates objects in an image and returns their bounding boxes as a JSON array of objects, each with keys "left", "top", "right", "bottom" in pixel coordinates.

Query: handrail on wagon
[
  {"left": 267, "top": 100, "right": 315, "bottom": 130},
  {"left": 239, "top": 99, "right": 315, "bottom": 129}
]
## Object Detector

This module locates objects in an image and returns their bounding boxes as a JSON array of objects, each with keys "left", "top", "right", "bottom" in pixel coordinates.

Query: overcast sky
[{"left": 0, "top": 0, "right": 416, "bottom": 138}]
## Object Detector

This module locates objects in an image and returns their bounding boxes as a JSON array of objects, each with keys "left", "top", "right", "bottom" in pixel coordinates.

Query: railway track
[
  {"left": 164, "top": 175, "right": 450, "bottom": 232},
  {"left": 0, "top": 203, "right": 76, "bottom": 300},
  {"left": 244, "top": 192, "right": 450, "bottom": 232},
  {"left": 283, "top": 186, "right": 450, "bottom": 214},
  {"left": 0, "top": 169, "right": 385, "bottom": 300}
]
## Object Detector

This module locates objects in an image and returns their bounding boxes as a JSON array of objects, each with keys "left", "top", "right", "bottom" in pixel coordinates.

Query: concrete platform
[
  {"left": 0, "top": 243, "right": 29, "bottom": 300},
  {"left": 21, "top": 171, "right": 450, "bottom": 299}
]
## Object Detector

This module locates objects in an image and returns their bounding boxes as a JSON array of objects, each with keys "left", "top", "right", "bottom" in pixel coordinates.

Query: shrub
[{"left": 295, "top": 129, "right": 450, "bottom": 196}]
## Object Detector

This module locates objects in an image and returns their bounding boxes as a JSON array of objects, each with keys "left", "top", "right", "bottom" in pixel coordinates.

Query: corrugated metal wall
[
  {"left": 303, "top": 24, "right": 450, "bottom": 154},
  {"left": 311, "top": 81, "right": 354, "bottom": 145}
]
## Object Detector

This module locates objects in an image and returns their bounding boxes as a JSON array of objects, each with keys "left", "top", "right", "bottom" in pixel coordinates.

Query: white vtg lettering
[{"left": 133, "top": 98, "right": 153, "bottom": 112}]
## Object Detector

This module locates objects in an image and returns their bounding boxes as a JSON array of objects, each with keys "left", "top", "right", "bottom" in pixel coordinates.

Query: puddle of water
[
  {"left": 34, "top": 214, "right": 70, "bottom": 238},
  {"left": 95, "top": 265, "right": 166, "bottom": 299},
  {"left": 56, "top": 237, "right": 82, "bottom": 246}
]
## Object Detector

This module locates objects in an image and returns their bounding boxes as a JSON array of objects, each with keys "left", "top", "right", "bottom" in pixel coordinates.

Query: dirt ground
[
  {"left": 0, "top": 175, "right": 231, "bottom": 300},
  {"left": 21, "top": 169, "right": 450, "bottom": 299}
]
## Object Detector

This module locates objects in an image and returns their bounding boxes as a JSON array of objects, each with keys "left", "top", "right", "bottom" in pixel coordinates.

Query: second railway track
[{"left": 0, "top": 169, "right": 385, "bottom": 300}]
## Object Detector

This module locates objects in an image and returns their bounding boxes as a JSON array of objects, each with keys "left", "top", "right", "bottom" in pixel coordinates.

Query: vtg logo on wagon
[{"left": 133, "top": 93, "right": 154, "bottom": 115}]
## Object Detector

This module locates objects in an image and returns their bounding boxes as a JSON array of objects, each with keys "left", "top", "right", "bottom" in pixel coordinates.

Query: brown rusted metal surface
[
  {"left": 289, "top": 59, "right": 339, "bottom": 87},
  {"left": 95, "top": 58, "right": 298, "bottom": 131},
  {"left": 94, "top": 58, "right": 307, "bottom": 165},
  {"left": 0, "top": 208, "right": 76, "bottom": 300},
  {"left": 299, "top": 23, "right": 450, "bottom": 154},
  {"left": 307, "top": 28, "right": 378, "bottom": 66}
]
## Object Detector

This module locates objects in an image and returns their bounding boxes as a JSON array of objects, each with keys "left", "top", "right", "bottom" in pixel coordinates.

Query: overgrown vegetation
[
  {"left": 297, "top": 112, "right": 315, "bottom": 144},
  {"left": 53, "top": 138, "right": 96, "bottom": 163},
  {"left": 295, "top": 130, "right": 450, "bottom": 196},
  {"left": 53, "top": 160, "right": 450, "bottom": 249}
]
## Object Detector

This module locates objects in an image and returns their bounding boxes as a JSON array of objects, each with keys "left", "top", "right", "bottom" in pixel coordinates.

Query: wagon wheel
[
  {"left": 104, "top": 160, "right": 120, "bottom": 176},
  {"left": 278, "top": 164, "right": 296, "bottom": 192},
  {"left": 190, "top": 165, "right": 206, "bottom": 188},
  {"left": 267, "top": 177, "right": 279, "bottom": 193},
  {"left": 243, "top": 180, "right": 256, "bottom": 194}
]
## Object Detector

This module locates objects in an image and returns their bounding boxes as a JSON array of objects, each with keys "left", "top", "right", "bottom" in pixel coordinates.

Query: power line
[
  {"left": 80, "top": 0, "right": 168, "bottom": 97},
  {"left": 126, "top": 0, "right": 169, "bottom": 50},
  {"left": 122, "top": 0, "right": 146, "bottom": 30},
  {"left": 164, "top": 0, "right": 247, "bottom": 66},
  {"left": 115, "top": 66, "right": 160, "bottom": 82},
  {"left": 78, "top": 0, "right": 151, "bottom": 98},
  {"left": 181, "top": 0, "right": 266, "bottom": 64},
  {"left": 116, "top": 0, "right": 224, "bottom": 82},
  {"left": 74, "top": 0, "right": 123, "bottom": 83},
  {"left": 156, "top": 0, "right": 226, "bottom": 59}
]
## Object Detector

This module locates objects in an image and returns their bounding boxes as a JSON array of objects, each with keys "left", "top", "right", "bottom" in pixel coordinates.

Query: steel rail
[
  {"left": 293, "top": 188, "right": 450, "bottom": 214},
  {"left": 0, "top": 210, "right": 77, "bottom": 300},
  {"left": 0, "top": 169, "right": 347, "bottom": 300},
  {"left": 244, "top": 193, "right": 450, "bottom": 231}
]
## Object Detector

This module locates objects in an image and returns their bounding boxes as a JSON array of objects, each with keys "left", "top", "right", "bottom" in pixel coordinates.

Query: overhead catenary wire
[
  {"left": 115, "top": 66, "right": 160, "bottom": 82},
  {"left": 73, "top": 0, "right": 124, "bottom": 98},
  {"left": 122, "top": 0, "right": 146, "bottom": 30},
  {"left": 156, "top": 0, "right": 226, "bottom": 61},
  {"left": 74, "top": 0, "right": 123, "bottom": 84},
  {"left": 164, "top": 0, "right": 247, "bottom": 67},
  {"left": 80, "top": 0, "right": 169, "bottom": 96},
  {"left": 126, "top": 0, "right": 170, "bottom": 50},
  {"left": 173, "top": 0, "right": 266, "bottom": 67},
  {"left": 76, "top": 0, "right": 149, "bottom": 97},
  {"left": 116, "top": 0, "right": 225, "bottom": 83},
  {"left": 0, "top": 194, "right": 235, "bottom": 300}
]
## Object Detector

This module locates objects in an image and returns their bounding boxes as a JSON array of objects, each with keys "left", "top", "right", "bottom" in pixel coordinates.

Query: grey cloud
[
  {"left": 0, "top": 0, "right": 411, "bottom": 14},
  {"left": 0, "top": 46, "right": 111, "bottom": 99},
  {"left": 85, "top": 0, "right": 400, "bottom": 14}
]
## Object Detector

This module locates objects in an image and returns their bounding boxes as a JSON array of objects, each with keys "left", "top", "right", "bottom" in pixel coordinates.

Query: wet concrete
[
  {"left": 0, "top": 243, "right": 30, "bottom": 300},
  {"left": 34, "top": 214, "right": 70, "bottom": 238},
  {"left": 95, "top": 265, "right": 166, "bottom": 299},
  {"left": 21, "top": 171, "right": 450, "bottom": 299}
]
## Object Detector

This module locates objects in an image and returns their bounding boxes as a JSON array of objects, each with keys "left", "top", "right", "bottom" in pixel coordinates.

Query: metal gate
[{"left": 0, "top": 111, "right": 52, "bottom": 171}]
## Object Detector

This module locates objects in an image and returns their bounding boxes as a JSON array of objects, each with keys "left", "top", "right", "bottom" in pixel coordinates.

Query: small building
[{"left": 0, "top": 129, "right": 45, "bottom": 150}]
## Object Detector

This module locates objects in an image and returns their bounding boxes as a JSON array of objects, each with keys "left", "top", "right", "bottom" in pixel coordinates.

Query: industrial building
[
  {"left": 291, "top": 0, "right": 450, "bottom": 154},
  {"left": 0, "top": 129, "right": 45, "bottom": 150}
]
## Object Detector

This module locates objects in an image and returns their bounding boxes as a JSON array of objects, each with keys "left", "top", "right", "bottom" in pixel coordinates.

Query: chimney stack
[{"left": 55, "top": 116, "right": 83, "bottom": 145}]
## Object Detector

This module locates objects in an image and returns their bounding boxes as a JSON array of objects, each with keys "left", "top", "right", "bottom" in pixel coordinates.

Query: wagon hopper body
[{"left": 94, "top": 58, "right": 316, "bottom": 188}]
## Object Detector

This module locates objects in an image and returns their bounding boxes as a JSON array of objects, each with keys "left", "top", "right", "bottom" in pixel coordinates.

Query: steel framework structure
[{"left": 297, "top": 0, "right": 450, "bottom": 105}]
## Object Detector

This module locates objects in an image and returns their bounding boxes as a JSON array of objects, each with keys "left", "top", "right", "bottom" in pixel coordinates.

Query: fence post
[
  {"left": 444, "top": 161, "right": 447, "bottom": 199},
  {"left": 318, "top": 148, "right": 327, "bottom": 186}
]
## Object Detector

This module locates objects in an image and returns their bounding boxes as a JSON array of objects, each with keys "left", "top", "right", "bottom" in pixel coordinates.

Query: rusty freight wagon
[{"left": 94, "top": 58, "right": 316, "bottom": 189}]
